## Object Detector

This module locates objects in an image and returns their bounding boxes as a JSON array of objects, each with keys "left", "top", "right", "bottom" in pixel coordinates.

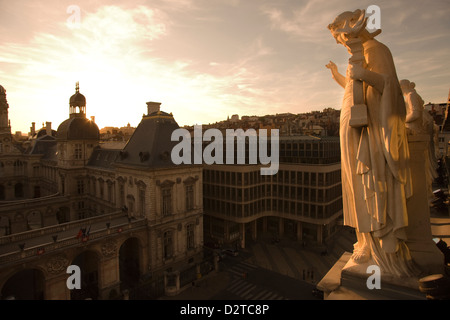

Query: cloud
[
  {"left": 2, "top": 0, "right": 449, "bottom": 132},
  {"left": 260, "top": 0, "right": 345, "bottom": 44}
]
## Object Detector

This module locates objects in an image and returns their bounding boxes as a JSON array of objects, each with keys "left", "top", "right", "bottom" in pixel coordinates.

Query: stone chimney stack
[
  {"left": 46, "top": 122, "right": 52, "bottom": 136},
  {"left": 146, "top": 102, "right": 161, "bottom": 115}
]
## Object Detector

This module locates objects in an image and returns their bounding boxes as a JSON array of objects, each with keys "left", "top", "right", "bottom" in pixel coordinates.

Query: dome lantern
[{"left": 69, "top": 82, "right": 86, "bottom": 116}]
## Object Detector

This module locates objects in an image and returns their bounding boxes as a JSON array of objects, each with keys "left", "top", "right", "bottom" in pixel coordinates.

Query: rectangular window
[
  {"left": 77, "top": 180, "right": 84, "bottom": 195},
  {"left": 185, "top": 185, "right": 194, "bottom": 211},
  {"left": 99, "top": 182, "right": 104, "bottom": 199},
  {"left": 139, "top": 189, "right": 145, "bottom": 216},
  {"left": 78, "top": 201, "right": 85, "bottom": 219},
  {"left": 33, "top": 165, "right": 40, "bottom": 177},
  {"left": 119, "top": 184, "right": 125, "bottom": 207},
  {"left": 186, "top": 224, "right": 194, "bottom": 250},
  {"left": 162, "top": 188, "right": 172, "bottom": 216},
  {"left": 108, "top": 183, "right": 113, "bottom": 202},
  {"left": 74, "top": 144, "right": 82, "bottom": 160},
  {"left": 164, "top": 231, "right": 173, "bottom": 259}
]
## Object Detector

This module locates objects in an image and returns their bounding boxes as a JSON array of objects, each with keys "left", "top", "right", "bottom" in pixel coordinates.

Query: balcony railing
[
  {"left": 0, "top": 211, "right": 126, "bottom": 245},
  {"left": 0, "top": 212, "right": 147, "bottom": 266}
]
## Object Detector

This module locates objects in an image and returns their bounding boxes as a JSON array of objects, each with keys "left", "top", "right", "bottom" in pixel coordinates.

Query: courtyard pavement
[{"left": 161, "top": 226, "right": 357, "bottom": 300}]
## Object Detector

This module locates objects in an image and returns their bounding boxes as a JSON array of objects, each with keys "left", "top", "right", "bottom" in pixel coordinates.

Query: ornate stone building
[{"left": 0, "top": 84, "right": 205, "bottom": 300}]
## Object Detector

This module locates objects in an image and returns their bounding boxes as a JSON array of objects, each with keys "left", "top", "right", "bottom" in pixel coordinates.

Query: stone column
[
  {"left": 317, "top": 224, "right": 323, "bottom": 245},
  {"left": 240, "top": 223, "right": 246, "bottom": 249},
  {"left": 98, "top": 254, "right": 121, "bottom": 300},
  {"left": 45, "top": 274, "right": 70, "bottom": 300},
  {"left": 406, "top": 134, "right": 444, "bottom": 275},
  {"left": 252, "top": 220, "right": 257, "bottom": 240}
]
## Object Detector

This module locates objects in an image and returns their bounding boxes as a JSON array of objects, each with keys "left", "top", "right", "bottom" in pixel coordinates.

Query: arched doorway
[
  {"left": 119, "top": 237, "right": 140, "bottom": 291},
  {"left": 1, "top": 269, "right": 45, "bottom": 300},
  {"left": 71, "top": 251, "right": 99, "bottom": 300}
]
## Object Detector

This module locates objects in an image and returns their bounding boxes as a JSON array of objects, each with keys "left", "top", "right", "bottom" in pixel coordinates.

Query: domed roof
[
  {"left": 56, "top": 116, "right": 99, "bottom": 141},
  {"left": 69, "top": 82, "right": 85, "bottom": 107},
  {"left": 70, "top": 92, "right": 86, "bottom": 107}
]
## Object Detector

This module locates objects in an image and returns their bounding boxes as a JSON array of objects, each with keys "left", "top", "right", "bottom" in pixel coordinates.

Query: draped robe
[{"left": 340, "top": 39, "right": 417, "bottom": 276}]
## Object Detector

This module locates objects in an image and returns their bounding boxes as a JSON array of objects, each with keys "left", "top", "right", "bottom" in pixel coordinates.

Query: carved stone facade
[{"left": 0, "top": 85, "right": 205, "bottom": 300}]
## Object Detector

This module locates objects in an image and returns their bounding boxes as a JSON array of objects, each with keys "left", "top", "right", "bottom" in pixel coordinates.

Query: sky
[{"left": 0, "top": 0, "right": 449, "bottom": 134}]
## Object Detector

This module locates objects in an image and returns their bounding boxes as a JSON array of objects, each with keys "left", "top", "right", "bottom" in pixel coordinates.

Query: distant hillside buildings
[{"left": 185, "top": 108, "right": 341, "bottom": 137}]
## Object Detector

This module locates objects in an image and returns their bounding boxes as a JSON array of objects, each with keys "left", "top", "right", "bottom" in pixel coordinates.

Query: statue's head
[
  {"left": 400, "top": 79, "right": 415, "bottom": 95},
  {"left": 328, "top": 9, "right": 380, "bottom": 45}
]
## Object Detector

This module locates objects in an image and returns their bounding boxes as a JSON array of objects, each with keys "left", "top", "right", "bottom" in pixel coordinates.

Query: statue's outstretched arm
[{"left": 326, "top": 61, "right": 346, "bottom": 89}]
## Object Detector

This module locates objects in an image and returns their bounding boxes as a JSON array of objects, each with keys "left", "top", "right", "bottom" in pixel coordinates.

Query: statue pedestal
[
  {"left": 317, "top": 252, "right": 427, "bottom": 300},
  {"left": 406, "top": 134, "right": 444, "bottom": 275},
  {"left": 316, "top": 135, "right": 445, "bottom": 300}
]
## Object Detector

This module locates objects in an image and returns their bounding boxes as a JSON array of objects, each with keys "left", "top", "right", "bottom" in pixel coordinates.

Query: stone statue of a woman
[{"left": 326, "top": 9, "right": 419, "bottom": 277}]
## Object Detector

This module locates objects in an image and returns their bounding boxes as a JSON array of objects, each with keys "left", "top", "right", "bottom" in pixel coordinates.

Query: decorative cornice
[
  {"left": 101, "top": 239, "right": 117, "bottom": 258},
  {"left": 46, "top": 254, "right": 69, "bottom": 275}
]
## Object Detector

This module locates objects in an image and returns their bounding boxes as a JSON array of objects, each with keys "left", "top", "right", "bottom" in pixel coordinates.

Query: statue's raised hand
[
  {"left": 325, "top": 61, "right": 338, "bottom": 72},
  {"left": 326, "top": 61, "right": 346, "bottom": 88}
]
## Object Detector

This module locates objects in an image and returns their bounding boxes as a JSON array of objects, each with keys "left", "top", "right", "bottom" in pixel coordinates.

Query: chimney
[
  {"left": 30, "top": 122, "right": 36, "bottom": 136},
  {"left": 46, "top": 122, "right": 52, "bottom": 136},
  {"left": 146, "top": 102, "right": 161, "bottom": 115}
]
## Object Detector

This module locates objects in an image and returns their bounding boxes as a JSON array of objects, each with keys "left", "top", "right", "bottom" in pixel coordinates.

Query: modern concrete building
[{"left": 203, "top": 135, "right": 343, "bottom": 250}]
